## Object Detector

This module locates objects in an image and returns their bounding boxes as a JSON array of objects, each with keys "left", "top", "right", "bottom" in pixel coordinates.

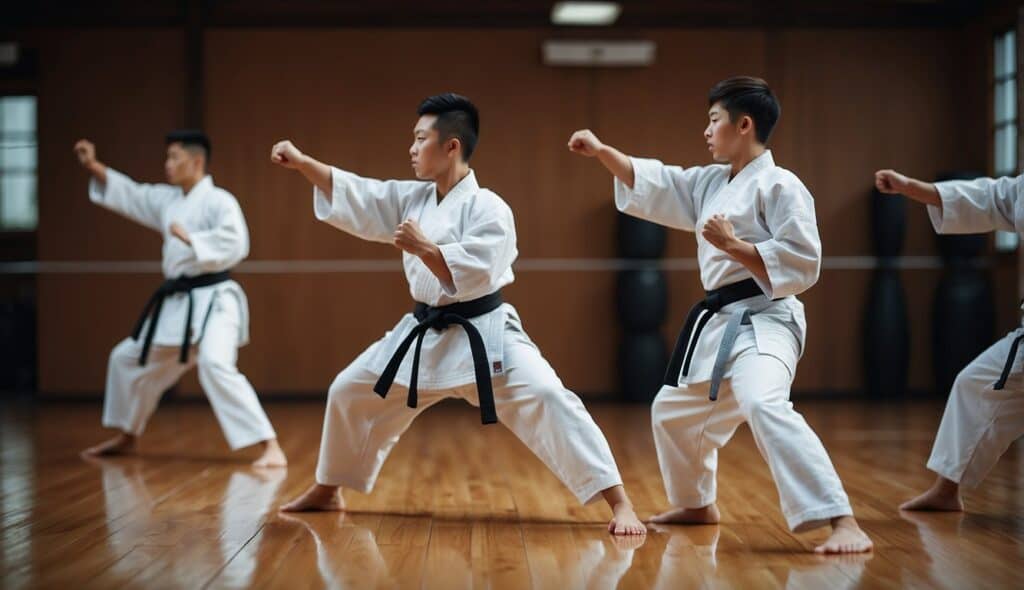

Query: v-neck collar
[
  {"left": 727, "top": 150, "right": 774, "bottom": 186},
  {"left": 702, "top": 150, "right": 774, "bottom": 215},
  {"left": 433, "top": 169, "right": 478, "bottom": 208},
  {"left": 183, "top": 175, "right": 214, "bottom": 199}
]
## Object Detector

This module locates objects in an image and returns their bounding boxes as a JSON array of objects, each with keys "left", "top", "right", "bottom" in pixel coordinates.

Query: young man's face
[
  {"left": 704, "top": 102, "right": 746, "bottom": 163},
  {"left": 164, "top": 143, "right": 205, "bottom": 186},
  {"left": 409, "top": 114, "right": 458, "bottom": 180}
]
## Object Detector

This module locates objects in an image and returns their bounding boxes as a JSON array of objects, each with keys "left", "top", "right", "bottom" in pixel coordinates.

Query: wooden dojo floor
[{"left": 0, "top": 397, "right": 1021, "bottom": 589}]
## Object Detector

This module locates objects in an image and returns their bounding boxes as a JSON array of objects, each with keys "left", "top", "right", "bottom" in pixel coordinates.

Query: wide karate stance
[
  {"left": 877, "top": 167, "right": 1024, "bottom": 513},
  {"left": 272, "top": 93, "right": 645, "bottom": 535},
  {"left": 570, "top": 77, "right": 872, "bottom": 553},
  {"left": 76, "top": 131, "right": 286, "bottom": 468}
]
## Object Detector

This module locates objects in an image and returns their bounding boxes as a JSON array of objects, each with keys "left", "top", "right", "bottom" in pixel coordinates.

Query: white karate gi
[
  {"left": 90, "top": 169, "right": 276, "bottom": 450},
  {"left": 311, "top": 167, "right": 623, "bottom": 504},
  {"left": 924, "top": 175, "right": 1024, "bottom": 487},
  {"left": 617, "top": 150, "right": 852, "bottom": 531}
]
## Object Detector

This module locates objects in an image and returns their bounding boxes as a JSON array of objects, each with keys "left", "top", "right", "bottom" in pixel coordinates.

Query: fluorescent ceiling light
[{"left": 551, "top": 2, "right": 622, "bottom": 26}]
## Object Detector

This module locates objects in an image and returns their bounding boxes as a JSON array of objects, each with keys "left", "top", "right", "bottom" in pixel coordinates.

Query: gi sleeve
[
  {"left": 89, "top": 168, "right": 177, "bottom": 232},
  {"left": 614, "top": 157, "right": 706, "bottom": 231},
  {"left": 752, "top": 178, "right": 822, "bottom": 299},
  {"left": 434, "top": 199, "right": 517, "bottom": 299},
  {"left": 314, "top": 166, "right": 426, "bottom": 244},
  {"left": 928, "top": 175, "right": 1020, "bottom": 234},
  {"left": 188, "top": 193, "right": 250, "bottom": 272}
]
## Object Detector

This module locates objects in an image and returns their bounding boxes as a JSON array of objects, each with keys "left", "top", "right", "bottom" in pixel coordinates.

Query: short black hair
[
  {"left": 165, "top": 129, "right": 211, "bottom": 163},
  {"left": 708, "top": 77, "right": 780, "bottom": 145},
  {"left": 416, "top": 93, "right": 480, "bottom": 161}
]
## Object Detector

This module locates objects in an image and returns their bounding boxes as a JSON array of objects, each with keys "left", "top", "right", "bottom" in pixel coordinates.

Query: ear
[
  {"left": 447, "top": 137, "right": 462, "bottom": 159},
  {"left": 738, "top": 115, "right": 754, "bottom": 135},
  {"left": 193, "top": 152, "right": 207, "bottom": 172}
]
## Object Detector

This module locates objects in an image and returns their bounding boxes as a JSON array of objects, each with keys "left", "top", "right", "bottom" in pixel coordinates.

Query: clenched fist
[
  {"left": 169, "top": 221, "right": 191, "bottom": 245},
  {"left": 393, "top": 219, "right": 435, "bottom": 257},
  {"left": 270, "top": 140, "right": 305, "bottom": 169},
  {"left": 567, "top": 129, "right": 604, "bottom": 157},
  {"left": 874, "top": 169, "right": 912, "bottom": 195},
  {"left": 74, "top": 139, "right": 97, "bottom": 168},
  {"left": 701, "top": 214, "right": 738, "bottom": 252}
]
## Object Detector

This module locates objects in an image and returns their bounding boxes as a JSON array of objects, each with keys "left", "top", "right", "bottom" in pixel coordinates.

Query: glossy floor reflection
[{"left": 0, "top": 399, "right": 1021, "bottom": 588}]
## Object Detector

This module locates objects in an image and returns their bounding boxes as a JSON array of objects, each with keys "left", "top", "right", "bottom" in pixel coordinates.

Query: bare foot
[
  {"left": 899, "top": 476, "right": 963, "bottom": 512},
  {"left": 279, "top": 483, "right": 344, "bottom": 512},
  {"left": 648, "top": 503, "right": 720, "bottom": 525},
  {"left": 608, "top": 502, "right": 647, "bottom": 536},
  {"left": 252, "top": 439, "right": 288, "bottom": 469},
  {"left": 814, "top": 516, "right": 873, "bottom": 554},
  {"left": 81, "top": 433, "right": 136, "bottom": 457}
]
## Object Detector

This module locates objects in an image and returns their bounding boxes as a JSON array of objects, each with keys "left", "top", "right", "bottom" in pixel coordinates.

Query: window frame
[{"left": 0, "top": 93, "right": 39, "bottom": 234}]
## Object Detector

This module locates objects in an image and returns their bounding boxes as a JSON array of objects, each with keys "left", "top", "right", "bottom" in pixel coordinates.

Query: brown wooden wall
[{"left": 21, "top": 27, "right": 1017, "bottom": 397}]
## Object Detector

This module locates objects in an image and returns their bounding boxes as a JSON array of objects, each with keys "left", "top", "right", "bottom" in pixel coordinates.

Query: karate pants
[
  {"left": 652, "top": 328, "right": 852, "bottom": 532},
  {"left": 927, "top": 327, "right": 1024, "bottom": 487},
  {"left": 314, "top": 325, "right": 624, "bottom": 505},
  {"left": 101, "top": 294, "right": 276, "bottom": 450}
]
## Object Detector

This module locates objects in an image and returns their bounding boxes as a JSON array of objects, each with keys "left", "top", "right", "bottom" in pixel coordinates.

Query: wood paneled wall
[{"left": 24, "top": 27, "right": 1014, "bottom": 397}]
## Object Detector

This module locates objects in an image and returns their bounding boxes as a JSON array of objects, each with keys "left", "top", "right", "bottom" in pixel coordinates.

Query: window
[
  {"left": 0, "top": 96, "right": 37, "bottom": 231},
  {"left": 994, "top": 30, "right": 1018, "bottom": 252}
]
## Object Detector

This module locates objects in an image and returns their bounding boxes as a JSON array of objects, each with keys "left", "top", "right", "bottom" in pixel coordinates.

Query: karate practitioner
[
  {"left": 569, "top": 77, "right": 873, "bottom": 553},
  {"left": 875, "top": 168, "right": 1024, "bottom": 512},
  {"left": 271, "top": 93, "right": 645, "bottom": 535},
  {"left": 75, "top": 131, "right": 286, "bottom": 468}
]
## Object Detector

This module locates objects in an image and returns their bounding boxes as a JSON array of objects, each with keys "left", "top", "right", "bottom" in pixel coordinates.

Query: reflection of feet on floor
[
  {"left": 277, "top": 511, "right": 391, "bottom": 588},
  {"left": 577, "top": 530, "right": 644, "bottom": 589},
  {"left": 609, "top": 531, "right": 647, "bottom": 552},
  {"left": 80, "top": 453, "right": 126, "bottom": 469},
  {"left": 900, "top": 477, "right": 964, "bottom": 512},
  {"left": 811, "top": 551, "right": 874, "bottom": 567},
  {"left": 252, "top": 439, "right": 288, "bottom": 469},
  {"left": 279, "top": 483, "right": 345, "bottom": 512},
  {"left": 898, "top": 507, "right": 965, "bottom": 529},
  {"left": 648, "top": 503, "right": 720, "bottom": 525},
  {"left": 276, "top": 511, "right": 347, "bottom": 536},
  {"left": 647, "top": 521, "right": 721, "bottom": 587},
  {"left": 648, "top": 523, "right": 721, "bottom": 547},
  {"left": 242, "top": 467, "right": 287, "bottom": 485},
  {"left": 275, "top": 511, "right": 361, "bottom": 554},
  {"left": 649, "top": 522, "right": 720, "bottom": 564},
  {"left": 81, "top": 433, "right": 137, "bottom": 458}
]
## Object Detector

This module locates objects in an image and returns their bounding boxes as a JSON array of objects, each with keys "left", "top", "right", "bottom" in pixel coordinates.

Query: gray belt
[
  {"left": 709, "top": 309, "right": 753, "bottom": 401},
  {"left": 665, "top": 278, "right": 766, "bottom": 400}
]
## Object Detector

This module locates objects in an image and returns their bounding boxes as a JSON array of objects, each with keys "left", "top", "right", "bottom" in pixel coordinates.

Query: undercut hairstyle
[
  {"left": 165, "top": 129, "right": 212, "bottom": 163},
  {"left": 708, "top": 77, "right": 780, "bottom": 145},
  {"left": 416, "top": 93, "right": 480, "bottom": 161}
]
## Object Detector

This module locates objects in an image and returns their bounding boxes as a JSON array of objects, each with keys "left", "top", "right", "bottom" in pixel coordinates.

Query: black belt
[
  {"left": 131, "top": 271, "right": 232, "bottom": 366},
  {"left": 373, "top": 291, "right": 505, "bottom": 424},
  {"left": 664, "top": 278, "right": 766, "bottom": 398},
  {"left": 995, "top": 331, "right": 1024, "bottom": 390}
]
